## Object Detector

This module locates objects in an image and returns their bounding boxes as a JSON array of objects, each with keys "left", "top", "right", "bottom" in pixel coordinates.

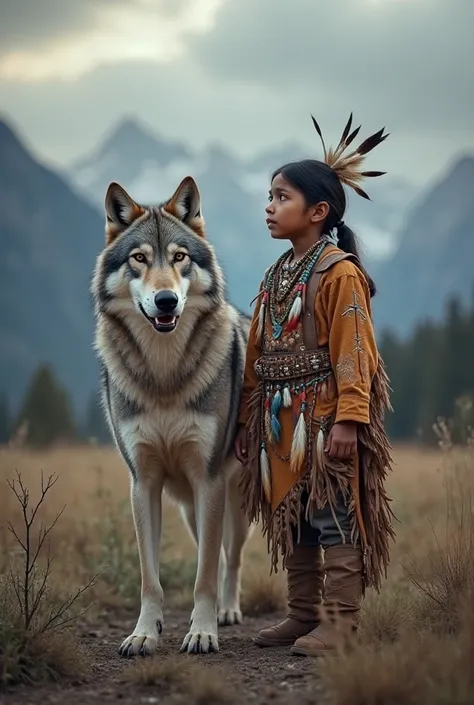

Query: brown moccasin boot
[
  {"left": 290, "top": 544, "right": 363, "bottom": 656},
  {"left": 254, "top": 545, "right": 324, "bottom": 647}
]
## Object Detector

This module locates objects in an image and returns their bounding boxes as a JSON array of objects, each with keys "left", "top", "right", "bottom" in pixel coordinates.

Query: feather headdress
[{"left": 311, "top": 113, "right": 389, "bottom": 200}]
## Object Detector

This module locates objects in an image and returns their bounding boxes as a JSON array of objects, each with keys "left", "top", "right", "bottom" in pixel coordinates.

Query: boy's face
[{"left": 265, "top": 173, "right": 327, "bottom": 241}]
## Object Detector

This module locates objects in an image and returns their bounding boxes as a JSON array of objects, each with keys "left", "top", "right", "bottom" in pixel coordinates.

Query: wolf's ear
[
  {"left": 104, "top": 182, "right": 145, "bottom": 245},
  {"left": 163, "top": 176, "right": 205, "bottom": 238}
]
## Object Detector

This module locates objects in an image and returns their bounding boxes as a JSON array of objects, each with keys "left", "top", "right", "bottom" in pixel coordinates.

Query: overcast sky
[{"left": 0, "top": 0, "right": 472, "bottom": 186}]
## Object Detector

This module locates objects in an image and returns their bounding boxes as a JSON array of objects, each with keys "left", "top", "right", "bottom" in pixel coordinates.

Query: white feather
[
  {"left": 316, "top": 428, "right": 325, "bottom": 470},
  {"left": 260, "top": 447, "right": 272, "bottom": 503},
  {"left": 256, "top": 301, "right": 266, "bottom": 340},
  {"left": 288, "top": 295, "right": 302, "bottom": 324},
  {"left": 290, "top": 411, "right": 307, "bottom": 473},
  {"left": 283, "top": 386, "right": 292, "bottom": 408}
]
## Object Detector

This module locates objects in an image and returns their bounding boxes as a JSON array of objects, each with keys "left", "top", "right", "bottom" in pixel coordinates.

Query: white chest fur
[{"left": 119, "top": 404, "right": 218, "bottom": 495}]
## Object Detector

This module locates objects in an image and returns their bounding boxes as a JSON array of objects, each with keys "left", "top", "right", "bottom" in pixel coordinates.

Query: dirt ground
[
  {"left": 1, "top": 606, "right": 323, "bottom": 705},
  {"left": 2, "top": 442, "right": 468, "bottom": 705}
]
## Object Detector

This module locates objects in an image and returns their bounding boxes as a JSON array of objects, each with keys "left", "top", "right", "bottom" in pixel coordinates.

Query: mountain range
[
  {"left": 372, "top": 156, "right": 474, "bottom": 335},
  {"left": 70, "top": 117, "right": 413, "bottom": 261},
  {"left": 0, "top": 119, "right": 103, "bottom": 415},
  {"left": 1, "top": 114, "right": 473, "bottom": 414}
]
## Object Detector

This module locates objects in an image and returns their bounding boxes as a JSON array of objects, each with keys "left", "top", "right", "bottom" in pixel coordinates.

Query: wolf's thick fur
[{"left": 91, "top": 176, "right": 253, "bottom": 656}]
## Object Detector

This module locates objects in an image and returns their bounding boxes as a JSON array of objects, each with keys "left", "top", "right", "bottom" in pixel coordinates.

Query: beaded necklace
[
  {"left": 257, "top": 238, "right": 330, "bottom": 341},
  {"left": 255, "top": 236, "right": 335, "bottom": 489}
]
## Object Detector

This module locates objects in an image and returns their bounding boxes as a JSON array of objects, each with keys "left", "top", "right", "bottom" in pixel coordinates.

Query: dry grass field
[{"left": 1, "top": 428, "right": 473, "bottom": 704}]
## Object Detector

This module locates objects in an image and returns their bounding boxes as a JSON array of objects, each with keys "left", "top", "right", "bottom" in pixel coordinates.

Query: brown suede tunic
[{"left": 238, "top": 246, "right": 395, "bottom": 592}]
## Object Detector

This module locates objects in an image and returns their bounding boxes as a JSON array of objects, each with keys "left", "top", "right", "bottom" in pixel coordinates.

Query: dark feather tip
[
  {"left": 345, "top": 125, "right": 362, "bottom": 148},
  {"left": 354, "top": 185, "right": 371, "bottom": 200},
  {"left": 357, "top": 127, "right": 387, "bottom": 155},
  {"left": 311, "top": 114, "right": 325, "bottom": 140},
  {"left": 341, "top": 112, "right": 354, "bottom": 143},
  {"left": 361, "top": 171, "right": 387, "bottom": 178}
]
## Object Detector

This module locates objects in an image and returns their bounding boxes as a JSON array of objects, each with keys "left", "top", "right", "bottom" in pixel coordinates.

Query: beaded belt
[{"left": 254, "top": 348, "right": 332, "bottom": 382}]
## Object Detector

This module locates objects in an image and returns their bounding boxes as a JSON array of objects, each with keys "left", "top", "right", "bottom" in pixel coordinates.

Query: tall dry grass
[
  {"left": 0, "top": 444, "right": 280, "bottom": 611},
  {"left": 1, "top": 427, "right": 473, "bottom": 699},
  {"left": 318, "top": 424, "right": 474, "bottom": 705}
]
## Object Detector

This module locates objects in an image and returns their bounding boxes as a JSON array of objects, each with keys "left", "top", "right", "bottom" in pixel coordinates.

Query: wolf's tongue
[{"left": 155, "top": 316, "right": 175, "bottom": 325}]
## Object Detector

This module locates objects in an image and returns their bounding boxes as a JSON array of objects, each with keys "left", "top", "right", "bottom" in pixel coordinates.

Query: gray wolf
[{"left": 91, "top": 176, "right": 253, "bottom": 655}]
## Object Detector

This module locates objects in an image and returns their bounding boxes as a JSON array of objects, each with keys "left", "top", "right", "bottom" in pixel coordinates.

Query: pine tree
[
  {"left": 14, "top": 364, "right": 76, "bottom": 448},
  {"left": 380, "top": 291, "right": 474, "bottom": 444},
  {"left": 378, "top": 330, "right": 403, "bottom": 439},
  {"left": 0, "top": 392, "right": 11, "bottom": 443},
  {"left": 82, "top": 391, "right": 111, "bottom": 444},
  {"left": 411, "top": 321, "right": 442, "bottom": 442}
]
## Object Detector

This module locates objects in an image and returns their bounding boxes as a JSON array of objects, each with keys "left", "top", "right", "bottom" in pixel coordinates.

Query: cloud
[
  {"left": 0, "top": 0, "right": 117, "bottom": 52},
  {"left": 0, "top": 56, "right": 286, "bottom": 164},
  {"left": 0, "top": 0, "right": 472, "bottom": 186},
  {"left": 0, "top": 0, "right": 221, "bottom": 81},
  {"left": 190, "top": 0, "right": 474, "bottom": 132}
]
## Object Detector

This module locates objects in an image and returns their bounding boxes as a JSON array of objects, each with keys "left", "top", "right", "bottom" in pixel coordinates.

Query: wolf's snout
[
  {"left": 154, "top": 290, "right": 179, "bottom": 313},
  {"left": 139, "top": 290, "right": 180, "bottom": 333}
]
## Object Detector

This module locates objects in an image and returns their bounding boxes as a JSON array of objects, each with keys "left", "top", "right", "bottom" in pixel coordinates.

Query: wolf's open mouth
[{"left": 139, "top": 304, "right": 179, "bottom": 333}]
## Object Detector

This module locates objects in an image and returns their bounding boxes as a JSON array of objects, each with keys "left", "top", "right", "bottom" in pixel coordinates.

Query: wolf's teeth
[{"left": 155, "top": 316, "right": 176, "bottom": 326}]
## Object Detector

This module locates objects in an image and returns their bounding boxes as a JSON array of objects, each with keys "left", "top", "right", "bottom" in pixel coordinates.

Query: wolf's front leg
[
  {"left": 119, "top": 451, "right": 164, "bottom": 658},
  {"left": 180, "top": 475, "right": 225, "bottom": 654}
]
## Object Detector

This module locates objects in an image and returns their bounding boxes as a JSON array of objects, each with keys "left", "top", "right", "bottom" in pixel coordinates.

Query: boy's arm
[{"left": 321, "top": 270, "right": 378, "bottom": 425}]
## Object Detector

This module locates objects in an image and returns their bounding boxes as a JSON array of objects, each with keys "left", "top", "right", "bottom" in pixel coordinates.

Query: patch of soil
[{"left": 1, "top": 607, "right": 326, "bottom": 705}]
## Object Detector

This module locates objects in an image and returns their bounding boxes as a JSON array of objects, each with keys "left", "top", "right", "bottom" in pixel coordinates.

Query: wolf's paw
[
  {"left": 218, "top": 607, "right": 243, "bottom": 626},
  {"left": 119, "top": 619, "right": 162, "bottom": 658},
  {"left": 180, "top": 622, "right": 219, "bottom": 654}
]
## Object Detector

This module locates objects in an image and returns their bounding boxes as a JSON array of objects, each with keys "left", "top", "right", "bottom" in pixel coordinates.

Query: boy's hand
[
  {"left": 234, "top": 425, "right": 248, "bottom": 464},
  {"left": 325, "top": 422, "right": 357, "bottom": 460}
]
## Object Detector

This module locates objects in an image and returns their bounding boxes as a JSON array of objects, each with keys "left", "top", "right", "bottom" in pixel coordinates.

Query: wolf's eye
[
  {"left": 174, "top": 252, "right": 186, "bottom": 263},
  {"left": 131, "top": 252, "right": 146, "bottom": 263}
]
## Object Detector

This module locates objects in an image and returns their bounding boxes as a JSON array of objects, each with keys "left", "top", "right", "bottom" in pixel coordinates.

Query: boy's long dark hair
[{"left": 271, "top": 159, "right": 376, "bottom": 297}]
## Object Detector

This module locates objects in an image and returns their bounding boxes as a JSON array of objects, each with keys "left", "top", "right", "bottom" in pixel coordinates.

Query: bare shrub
[{"left": 0, "top": 471, "right": 96, "bottom": 689}]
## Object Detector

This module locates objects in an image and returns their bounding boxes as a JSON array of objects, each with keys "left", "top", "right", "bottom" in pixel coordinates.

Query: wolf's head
[{"left": 92, "top": 176, "right": 225, "bottom": 334}]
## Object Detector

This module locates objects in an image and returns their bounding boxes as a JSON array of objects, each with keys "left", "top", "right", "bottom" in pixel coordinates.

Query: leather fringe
[
  {"left": 239, "top": 382, "right": 268, "bottom": 523},
  {"left": 357, "top": 356, "right": 397, "bottom": 592},
  {"left": 238, "top": 355, "right": 396, "bottom": 591}
]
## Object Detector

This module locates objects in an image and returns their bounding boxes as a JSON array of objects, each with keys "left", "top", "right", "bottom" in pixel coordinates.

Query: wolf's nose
[{"left": 154, "top": 290, "right": 179, "bottom": 313}]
